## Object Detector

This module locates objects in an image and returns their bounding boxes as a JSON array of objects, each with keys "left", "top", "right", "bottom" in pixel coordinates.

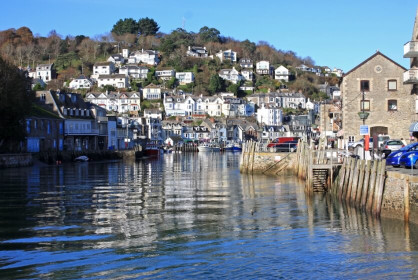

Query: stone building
[
  {"left": 341, "top": 51, "right": 414, "bottom": 143},
  {"left": 404, "top": 9, "right": 418, "bottom": 138}
]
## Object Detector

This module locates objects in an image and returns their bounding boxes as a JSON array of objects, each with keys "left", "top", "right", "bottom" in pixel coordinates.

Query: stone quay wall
[
  {"left": 0, "top": 153, "right": 33, "bottom": 169},
  {"left": 241, "top": 150, "right": 418, "bottom": 224},
  {"left": 381, "top": 171, "right": 418, "bottom": 224}
]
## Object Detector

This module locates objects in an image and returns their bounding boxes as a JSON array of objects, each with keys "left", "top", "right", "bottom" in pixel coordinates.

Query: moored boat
[{"left": 198, "top": 143, "right": 221, "bottom": 152}]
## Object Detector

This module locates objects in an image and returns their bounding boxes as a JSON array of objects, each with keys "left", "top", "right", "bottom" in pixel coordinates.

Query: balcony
[
  {"left": 403, "top": 69, "right": 418, "bottom": 84},
  {"left": 403, "top": 41, "right": 418, "bottom": 58},
  {"left": 65, "top": 128, "right": 99, "bottom": 136}
]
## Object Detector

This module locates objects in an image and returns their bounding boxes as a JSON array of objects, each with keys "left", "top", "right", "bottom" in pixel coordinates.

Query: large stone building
[
  {"left": 341, "top": 51, "right": 414, "bottom": 143},
  {"left": 404, "top": 9, "right": 418, "bottom": 138}
]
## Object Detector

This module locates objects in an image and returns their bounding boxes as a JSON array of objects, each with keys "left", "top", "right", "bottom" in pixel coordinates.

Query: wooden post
[
  {"left": 404, "top": 178, "right": 410, "bottom": 223},
  {"left": 373, "top": 160, "right": 386, "bottom": 216},
  {"left": 360, "top": 160, "right": 371, "bottom": 208},
  {"left": 345, "top": 158, "right": 356, "bottom": 202},
  {"left": 341, "top": 157, "right": 351, "bottom": 201},
  {"left": 366, "top": 160, "right": 378, "bottom": 212},
  {"left": 355, "top": 160, "right": 365, "bottom": 205},
  {"left": 338, "top": 158, "right": 347, "bottom": 198},
  {"left": 350, "top": 159, "right": 360, "bottom": 204}
]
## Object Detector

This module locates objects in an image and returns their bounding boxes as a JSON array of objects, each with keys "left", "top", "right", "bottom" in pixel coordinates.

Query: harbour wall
[
  {"left": 240, "top": 148, "right": 418, "bottom": 224},
  {"left": 0, "top": 153, "right": 33, "bottom": 168}
]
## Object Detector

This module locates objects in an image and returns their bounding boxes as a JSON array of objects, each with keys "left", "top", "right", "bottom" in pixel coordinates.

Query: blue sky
[{"left": 2, "top": 0, "right": 417, "bottom": 72}]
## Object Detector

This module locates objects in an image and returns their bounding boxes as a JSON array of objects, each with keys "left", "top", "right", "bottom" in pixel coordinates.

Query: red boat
[{"left": 144, "top": 143, "right": 162, "bottom": 157}]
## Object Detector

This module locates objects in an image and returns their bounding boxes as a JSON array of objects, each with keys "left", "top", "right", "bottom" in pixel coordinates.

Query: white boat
[{"left": 198, "top": 143, "right": 221, "bottom": 152}]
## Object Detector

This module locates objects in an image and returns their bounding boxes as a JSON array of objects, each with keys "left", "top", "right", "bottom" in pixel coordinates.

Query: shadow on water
[{"left": 0, "top": 154, "right": 417, "bottom": 279}]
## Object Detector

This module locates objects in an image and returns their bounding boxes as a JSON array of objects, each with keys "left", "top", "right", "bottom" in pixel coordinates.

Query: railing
[
  {"left": 65, "top": 128, "right": 99, "bottom": 135},
  {"left": 403, "top": 69, "right": 418, "bottom": 84},
  {"left": 403, "top": 41, "right": 418, "bottom": 58}
]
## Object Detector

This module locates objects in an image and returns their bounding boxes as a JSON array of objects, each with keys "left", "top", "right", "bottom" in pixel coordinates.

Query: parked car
[
  {"left": 375, "top": 135, "right": 391, "bottom": 150},
  {"left": 348, "top": 137, "right": 373, "bottom": 150},
  {"left": 385, "top": 142, "right": 418, "bottom": 167},
  {"left": 399, "top": 151, "right": 418, "bottom": 168},
  {"left": 379, "top": 139, "right": 404, "bottom": 157},
  {"left": 267, "top": 137, "right": 300, "bottom": 148},
  {"left": 270, "top": 140, "right": 298, "bottom": 152}
]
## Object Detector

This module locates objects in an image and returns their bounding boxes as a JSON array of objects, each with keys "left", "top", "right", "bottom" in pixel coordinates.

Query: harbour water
[{"left": 0, "top": 153, "right": 417, "bottom": 279}]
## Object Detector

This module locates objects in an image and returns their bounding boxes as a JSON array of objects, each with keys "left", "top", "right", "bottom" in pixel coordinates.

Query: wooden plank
[
  {"left": 404, "top": 178, "right": 410, "bottom": 223},
  {"left": 366, "top": 160, "right": 378, "bottom": 212},
  {"left": 355, "top": 160, "right": 365, "bottom": 205},
  {"left": 373, "top": 160, "right": 386, "bottom": 216},
  {"left": 341, "top": 158, "right": 354, "bottom": 200},
  {"left": 350, "top": 158, "right": 360, "bottom": 204},
  {"left": 360, "top": 160, "right": 371, "bottom": 208},
  {"left": 346, "top": 158, "right": 356, "bottom": 202},
  {"left": 337, "top": 159, "right": 347, "bottom": 198}
]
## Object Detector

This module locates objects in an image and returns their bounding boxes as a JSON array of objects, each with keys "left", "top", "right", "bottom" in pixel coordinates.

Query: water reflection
[{"left": 0, "top": 154, "right": 417, "bottom": 279}]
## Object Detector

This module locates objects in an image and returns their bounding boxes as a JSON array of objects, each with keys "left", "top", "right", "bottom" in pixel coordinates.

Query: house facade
[
  {"left": 215, "top": 49, "right": 237, "bottom": 62},
  {"left": 128, "top": 49, "right": 159, "bottom": 65},
  {"left": 218, "top": 67, "right": 244, "bottom": 84},
  {"left": 86, "top": 92, "right": 141, "bottom": 113},
  {"left": 31, "top": 63, "right": 55, "bottom": 83},
  {"left": 69, "top": 75, "right": 93, "bottom": 89},
  {"left": 176, "top": 72, "right": 194, "bottom": 84},
  {"left": 257, "top": 103, "right": 283, "bottom": 126},
  {"left": 342, "top": 51, "right": 413, "bottom": 143},
  {"left": 155, "top": 69, "right": 175, "bottom": 80},
  {"left": 256, "top": 61, "right": 273, "bottom": 75},
  {"left": 143, "top": 84, "right": 162, "bottom": 100},
  {"left": 119, "top": 66, "right": 148, "bottom": 79},
  {"left": 93, "top": 62, "right": 115, "bottom": 76},
  {"left": 239, "top": 58, "right": 253, "bottom": 69},
  {"left": 186, "top": 46, "right": 208, "bottom": 58},
  {"left": 97, "top": 74, "right": 129, "bottom": 89},
  {"left": 274, "top": 66, "right": 290, "bottom": 82}
]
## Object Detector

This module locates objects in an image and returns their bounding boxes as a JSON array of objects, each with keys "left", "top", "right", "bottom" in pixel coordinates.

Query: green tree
[
  {"left": 137, "top": 17, "right": 159, "bottom": 36},
  {"left": 199, "top": 26, "right": 220, "bottom": 43},
  {"left": 111, "top": 18, "right": 139, "bottom": 36},
  {"left": 166, "top": 77, "right": 177, "bottom": 89},
  {"left": 102, "top": 85, "right": 116, "bottom": 92},
  {"left": 0, "top": 57, "right": 33, "bottom": 152},
  {"left": 208, "top": 74, "right": 224, "bottom": 95},
  {"left": 241, "top": 39, "right": 256, "bottom": 57}
]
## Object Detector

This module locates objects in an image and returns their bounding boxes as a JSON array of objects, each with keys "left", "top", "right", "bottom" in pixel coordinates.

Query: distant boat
[
  {"left": 198, "top": 143, "right": 221, "bottom": 152},
  {"left": 74, "top": 155, "right": 89, "bottom": 162},
  {"left": 144, "top": 142, "right": 162, "bottom": 157},
  {"left": 224, "top": 142, "right": 242, "bottom": 152}
]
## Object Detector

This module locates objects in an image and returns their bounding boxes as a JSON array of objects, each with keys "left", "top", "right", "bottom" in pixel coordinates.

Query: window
[
  {"left": 348, "top": 136, "right": 355, "bottom": 142},
  {"left": 388, "top": 100, "right": 397, "bottom": 111},
  {"left": 388, "top": 80, "right": 397, "bottom": 91},
  {"left": 360, "top": 100, "right": 370, "bottom": 111},
  {"left": 360, "top": 80, "right": 370, "bottom": 91}
]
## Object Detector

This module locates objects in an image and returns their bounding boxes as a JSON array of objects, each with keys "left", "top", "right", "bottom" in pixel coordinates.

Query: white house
[
  {"left": 144, "top": 108, "right": 163, "bottom": 120},
  {"left": 119, "top": 66, "right": 148, "bottom": 79},
  {"left": 128, "top": 49, "right": 159, "bottom": 65},
  {"left": 93, "top": 62, "right": 116, "bottom": 76},
  {"left": 274, "top": 66, "right": 290, "bottom": 82},
  {"left": 69, "top": 75, "right": 93, "bottom": 89},
  {"left": 32, "top": 63, "right": 55, "bottom": 83},
  {"left": 85, "top": 91, "right": 141, "bottom": 113},
  {"left": 218, "top": 67, "right": 244, "bottom": 84},
  {"left": 241, "top": 69, "right": 254, "bottom": 81},
  {"left": 257, "top": 103, "right": 283, "bottom": 126},
  {"left": 278, "top": 92, "right": 306, "bottom": 109},
  {"left": 175, "top": 72, "right": 194, "bottom": 85},
  {"left": 155, "top": 69, "right": 175, "bottom": 81},
  {"left": 143, "top": 83, "right": 162, "bottom": 100},
  {"left": 239, "top": 58, "right": 253, "bottom": 69},
  {"left": 164, "top": 95, "right": 195, "bottom": 117},
  {"left": 196, "top": 96, "right": 224, "bottom": 117},
  {"left": 256, "top": 61, "right": 273, "bottom": 75},
  {"left": 107, "top": 54, "right": 125, "bottom": 66},
  {"left": 186, "top": 46, "right": 208, "bottom": 58},
  {"left": 97, "top": 74, "right": 129, "bottom": 89},
  {"left": 215, "top": 49, "right": 237, "bottom": 62}
]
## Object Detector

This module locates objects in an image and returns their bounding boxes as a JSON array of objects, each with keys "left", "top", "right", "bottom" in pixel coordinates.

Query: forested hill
[{"left": 0, "top": 18, "right": 340, "bottom": 98}]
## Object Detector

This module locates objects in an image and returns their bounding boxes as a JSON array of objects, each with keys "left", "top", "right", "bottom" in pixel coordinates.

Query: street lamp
[{"left": 358, "top": 91, "right": 369, "bottom": 159}]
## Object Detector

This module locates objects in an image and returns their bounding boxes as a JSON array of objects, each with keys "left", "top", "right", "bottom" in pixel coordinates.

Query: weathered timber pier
[{"left": 240, "top": 139, "right": 418, "bottom": 224}]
